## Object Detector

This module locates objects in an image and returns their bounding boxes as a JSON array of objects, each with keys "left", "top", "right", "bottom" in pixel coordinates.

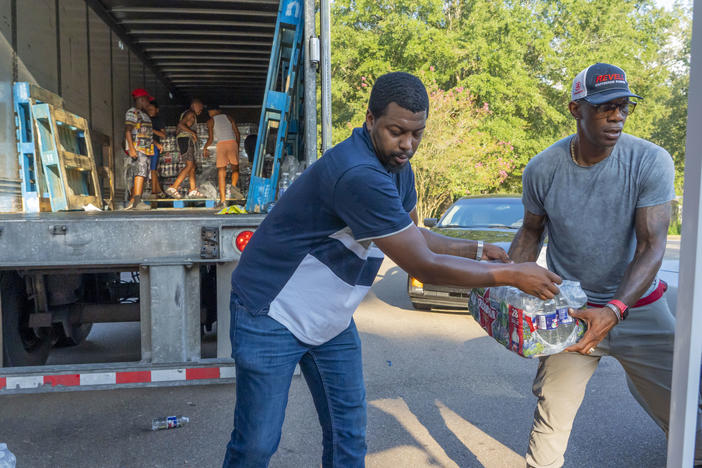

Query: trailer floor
[{"left": 0, "top": 209, "right": 259, "bottom": 221}]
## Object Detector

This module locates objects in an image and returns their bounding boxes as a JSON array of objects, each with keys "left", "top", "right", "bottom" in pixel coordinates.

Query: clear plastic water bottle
[
  {"left": 152, "top": 415, "right": 189, "bottom": 431},
  {"left": 0, "top": 443, "right": 16, "bottom": 468},
  {"left": 471, "top": 280, "right": 588, "bottom": 357},
  {"left": 530, "top": 281, "right": 587, "bottom": 347},
  {"left": 495, "top": 280, "right": 587, "bottom": 349},
  {"left": 278, "top": 173, "right": 290, "bottom": 198}
]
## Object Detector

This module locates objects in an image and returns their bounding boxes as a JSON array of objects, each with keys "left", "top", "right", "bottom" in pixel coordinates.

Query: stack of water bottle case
[
  {"left": 468, "top": 280, "right": 588, "bottom": 358},
  {"left": 156, "top": 123, "right": 256, "bottom": 199}
]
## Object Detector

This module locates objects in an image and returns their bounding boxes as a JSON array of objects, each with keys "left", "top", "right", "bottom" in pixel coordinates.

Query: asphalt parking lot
[{"left": 0, "top": 241, "right": 682, "bottom": 467}]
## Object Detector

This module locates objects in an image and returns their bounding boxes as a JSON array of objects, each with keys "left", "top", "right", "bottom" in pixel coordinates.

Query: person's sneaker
[
  {"left": 166, "top": 187, "right": 182, "bottom": 199},
  {"left": 188, "top": 189, "right": 205, "bottom": 198},
  {"left": 214, "top": 200, "right": 227, "bottom": 210},
  {"left": 134, "top": 200, "right": 151, "bottom": 210},
  {"left": 123, "top": 200, "right": 135, "bottom": 210}
]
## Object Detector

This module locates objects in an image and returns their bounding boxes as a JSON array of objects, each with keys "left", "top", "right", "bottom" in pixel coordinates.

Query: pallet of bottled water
[{"left": 468, "top": 280, "right": 587, "bottom": 358}]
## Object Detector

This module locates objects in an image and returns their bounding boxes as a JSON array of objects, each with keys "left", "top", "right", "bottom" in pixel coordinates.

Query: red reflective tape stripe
[
  {"left": 44, "top": 374, "right": 80, "bottom": 387},
  {"left": 116, "top": 371, "right": 151, "bottom": 384},
  {"left": 186, "top": 367, "right": 220, "bottom": 380},
  {"left": 0, "top": 377, "right": 5, "bottom": 390}
]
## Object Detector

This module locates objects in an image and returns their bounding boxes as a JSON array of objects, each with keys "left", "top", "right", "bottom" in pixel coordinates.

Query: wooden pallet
[
  {"left": 91, "top": 130, "right": 115, "bottom": 211},
  {"left": 31, "top": 102, "right": 102, "bottom": 211},
  {"left": 145, "top": 197, "right": 246, "bottom": 209},
  {"left": 13, "top": 82, "right": 64, "bottom": 213}
]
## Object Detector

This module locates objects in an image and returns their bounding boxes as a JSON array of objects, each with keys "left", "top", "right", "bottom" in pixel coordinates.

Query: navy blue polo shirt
[{"left": 230, "top": 125, "right": 417, "bottom": 345}]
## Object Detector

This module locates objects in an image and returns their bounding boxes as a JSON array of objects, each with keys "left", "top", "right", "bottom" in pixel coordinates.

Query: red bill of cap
[{"left": 131, "top": 88, "right": 154, "bottom": 100}]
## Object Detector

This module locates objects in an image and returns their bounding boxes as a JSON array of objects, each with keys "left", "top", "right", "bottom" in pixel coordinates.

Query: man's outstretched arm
[
  {"left": 373, "top": 222, "right": 561, "bottom": 300},
  {"left": 409, "top": 209, "right": 510, "bottom": 262}
]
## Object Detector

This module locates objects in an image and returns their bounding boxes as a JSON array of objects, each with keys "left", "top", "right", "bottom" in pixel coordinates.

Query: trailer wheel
[
  {"left": 53, "top": 323, "right": 93, "bottom": 347},
  {"left": 1, "top": 272, "right": 52, "bottom": 366}
]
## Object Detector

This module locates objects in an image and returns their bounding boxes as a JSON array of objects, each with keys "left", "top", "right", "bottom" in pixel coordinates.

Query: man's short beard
[{"left": 385, "top": 162, "right": 405, "bottom": 173}]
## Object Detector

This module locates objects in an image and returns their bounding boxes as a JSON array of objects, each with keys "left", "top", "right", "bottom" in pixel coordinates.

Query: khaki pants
[{"left": 526, "top": 291, "right": 702, "bottom": 467}]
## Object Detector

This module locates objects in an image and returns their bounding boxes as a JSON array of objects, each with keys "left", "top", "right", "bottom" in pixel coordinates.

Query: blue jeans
[
  {"left": 150, "top": 145, "right": 160, "bottom": 171},
  {"left": 223, "top": 294, "right": 367, "bottom": 468}
]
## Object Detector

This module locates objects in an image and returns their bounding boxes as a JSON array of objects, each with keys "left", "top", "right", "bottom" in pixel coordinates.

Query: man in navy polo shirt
[{"left": 223, "top": 72, "right": 561, "bottom": 468}]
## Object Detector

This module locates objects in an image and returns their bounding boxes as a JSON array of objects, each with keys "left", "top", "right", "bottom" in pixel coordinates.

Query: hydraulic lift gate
[{"left": 0, "top": 212, "right": 264, "bottom": 394}]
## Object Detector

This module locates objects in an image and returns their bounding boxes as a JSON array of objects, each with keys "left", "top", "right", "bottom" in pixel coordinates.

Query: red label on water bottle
[
  {"left": 476, "top": 293, "right": 496, "bottom": 337},
  {"left": 167, "top": 416, "right": 177, "bottom": 428},
  {"left": 508, "top": 305, "right": 525, "bottom": 355}
]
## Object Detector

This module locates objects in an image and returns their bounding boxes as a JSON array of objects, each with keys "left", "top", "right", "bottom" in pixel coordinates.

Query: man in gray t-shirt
[
  {"left": 510, "top": 63, "right": 701, "bottom": 467},
  {"left": 522, "top": 132, "right": 673, "bottom": 304}
]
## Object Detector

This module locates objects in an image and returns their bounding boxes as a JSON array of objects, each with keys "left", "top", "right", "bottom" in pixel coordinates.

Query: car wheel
[
  {"left": 1, "top": 272, "right": 52, "bottom": 366},
  {"left": 411, "top": 302, "right": 432, "bottom": 311}
]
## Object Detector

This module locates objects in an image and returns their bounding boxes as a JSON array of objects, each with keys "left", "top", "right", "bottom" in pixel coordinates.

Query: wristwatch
[{"left": 475, "top": 241, "right": 484, "bottom": 261}]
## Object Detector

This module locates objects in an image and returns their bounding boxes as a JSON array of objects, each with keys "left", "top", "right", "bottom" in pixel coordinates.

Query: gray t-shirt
[{"left": 522, "top": 133, "right": 675, "bottom": 304}]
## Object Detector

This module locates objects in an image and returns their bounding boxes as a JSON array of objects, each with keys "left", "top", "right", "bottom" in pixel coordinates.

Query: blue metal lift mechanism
[{"left": 246, "top": 0, "right": 304, "bottom": 213}]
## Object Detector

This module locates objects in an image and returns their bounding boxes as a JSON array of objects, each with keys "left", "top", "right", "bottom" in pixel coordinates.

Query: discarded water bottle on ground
[
  {"left": 469, "top": 280, "right": 588, "bottom": 357},
  {"left": 152, "top": 415, "right": 190, "bottom": 431},
  {"left": 0, "top": 443, "right": 16, "bottom": 468}
]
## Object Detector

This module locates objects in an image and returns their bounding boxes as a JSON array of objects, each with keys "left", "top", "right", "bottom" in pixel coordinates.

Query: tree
[
  {"left": 327, "top": 0, "right": 692, "bottom": 207},
  {"left": 413, "top": 80, "right": 516, "bottom": 221},
  {"left": 651, "top": 3, "right": 692, "bottom": 194}
]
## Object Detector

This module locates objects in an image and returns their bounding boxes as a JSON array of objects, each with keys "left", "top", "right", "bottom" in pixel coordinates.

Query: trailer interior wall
[
  {"left": 0, "top": 1, "right": 17, "bottom": 212},
  {"left": 0, "top": 0, "right": 176, "bottom": 211}
]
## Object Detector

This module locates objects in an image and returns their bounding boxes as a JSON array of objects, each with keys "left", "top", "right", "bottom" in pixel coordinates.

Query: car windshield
[{"left": 438, "top": 199, "right": 524, "bottom": 229}]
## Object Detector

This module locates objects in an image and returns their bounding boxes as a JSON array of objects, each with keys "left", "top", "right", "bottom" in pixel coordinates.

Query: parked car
[{"left": 408, "top": 195, "right": 526, "bottom": 310}]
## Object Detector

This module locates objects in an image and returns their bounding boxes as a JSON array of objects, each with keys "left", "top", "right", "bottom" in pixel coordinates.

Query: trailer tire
[
  {"left": 53, "top": 323, "right": 93, "bottom": 347},
  {"left": 1, "top": 272, "right": 52, "bottom": 366}
]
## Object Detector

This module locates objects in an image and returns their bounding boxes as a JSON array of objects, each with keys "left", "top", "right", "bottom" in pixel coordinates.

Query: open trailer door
[{"left": 667, "top": 0, "right": 702, "bottom": 466}]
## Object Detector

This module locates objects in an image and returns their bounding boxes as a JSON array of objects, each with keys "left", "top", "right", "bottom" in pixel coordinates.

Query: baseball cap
[
  {"left": 131, "top": 88, "right": 154, "bottom": 100},
  {"left": 571, "top": 63, "right": 642, "bottom": 105}
]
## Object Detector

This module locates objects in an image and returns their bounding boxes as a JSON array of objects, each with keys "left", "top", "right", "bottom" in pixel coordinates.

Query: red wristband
[{"left": 608, "top": 300, "right": 629, "bottom": 320}]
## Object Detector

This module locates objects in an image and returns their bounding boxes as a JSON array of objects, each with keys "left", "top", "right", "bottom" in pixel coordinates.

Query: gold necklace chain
[{"left": 570, "top": 135, "right": 580, "bottom": 166}]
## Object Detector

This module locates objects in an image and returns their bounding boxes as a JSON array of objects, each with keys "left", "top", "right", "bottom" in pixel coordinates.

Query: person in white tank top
[{"left": 204, "top": 107, "right": 242, "bottom": 207}]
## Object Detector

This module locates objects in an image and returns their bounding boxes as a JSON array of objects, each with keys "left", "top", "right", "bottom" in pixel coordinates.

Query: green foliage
[
  {"left": 413, "top": 80, "right": 516, "bottom": 220},
  {"left": 329, "top": 0, "right": 692, "bottom": 208}
]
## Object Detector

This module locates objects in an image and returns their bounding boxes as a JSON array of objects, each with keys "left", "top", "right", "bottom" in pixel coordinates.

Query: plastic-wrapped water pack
[{"left": 468, "top": 280, "right": 588, "bottom": 358}]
